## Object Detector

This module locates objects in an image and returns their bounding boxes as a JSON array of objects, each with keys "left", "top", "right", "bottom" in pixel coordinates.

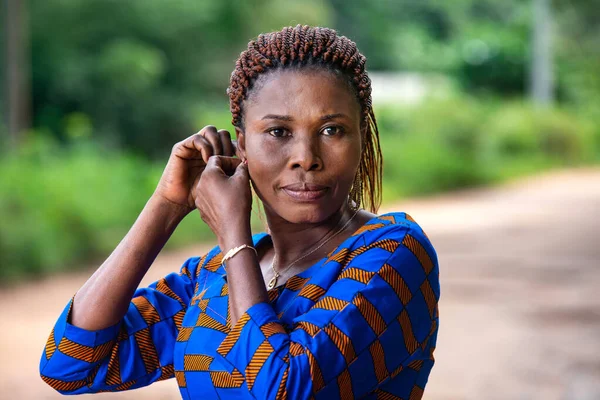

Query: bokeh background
[{"left": 1, "top": 0, "right": 599, "bottom": 399}]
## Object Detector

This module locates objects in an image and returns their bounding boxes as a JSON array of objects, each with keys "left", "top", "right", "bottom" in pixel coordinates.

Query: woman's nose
[{"left": 288, "top": 135, "right": 323, "bottom": 171}]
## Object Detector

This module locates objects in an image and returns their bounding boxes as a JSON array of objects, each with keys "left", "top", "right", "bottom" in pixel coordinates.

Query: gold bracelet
[{"left": 222, "top": 244, "right": 257, "bottom": 269}]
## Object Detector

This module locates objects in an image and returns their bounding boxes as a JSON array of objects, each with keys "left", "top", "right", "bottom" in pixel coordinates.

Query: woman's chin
[{"left": 268, "top": 201, "right": 342, "bottom": 226}]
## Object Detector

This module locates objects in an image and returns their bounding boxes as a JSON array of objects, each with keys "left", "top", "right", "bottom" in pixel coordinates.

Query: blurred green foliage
[
  {"left": 377, "top": 97, "right": 599, "bottom": 200},
  {"left": 8, "top": 0, "right": 595, "bottom": 156},
  {"left": 27, "top": 0, "right": 332, "bottom": 157},
  {"left": 1, "top": 96, "right": 598, "bottom": 281},
  {"left": 0, "top": 134, "right": 214, "bottom": 281}
]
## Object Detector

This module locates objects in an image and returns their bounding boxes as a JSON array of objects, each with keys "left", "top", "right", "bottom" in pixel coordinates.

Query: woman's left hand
[{"left": 195, "top": 156, "right": 253, "bottom": 245}]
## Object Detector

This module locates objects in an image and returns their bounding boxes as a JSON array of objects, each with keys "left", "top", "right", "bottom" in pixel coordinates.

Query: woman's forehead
[{"left": 244, "top": 69, "right": 361, "bottom": 122}]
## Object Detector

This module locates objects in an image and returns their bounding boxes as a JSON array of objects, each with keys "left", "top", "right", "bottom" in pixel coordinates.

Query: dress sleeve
[
  {"left": 216, "top": 224, "right": 440, "bottom": 399},
  {"left": 39, "top": 255, "right": 202, "bottom": 394}
]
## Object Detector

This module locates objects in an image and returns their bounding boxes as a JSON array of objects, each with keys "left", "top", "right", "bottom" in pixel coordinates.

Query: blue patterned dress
[{"left": 40, "top": 212, "right": 440, "bottom": 399}]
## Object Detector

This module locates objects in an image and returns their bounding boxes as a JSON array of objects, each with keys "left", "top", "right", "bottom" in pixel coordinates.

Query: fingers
[
  {"left": 172, "top": 126, "right": 236, "bottom": 163},
  {"left": 203, "top": 126, "right": 237, "bottom": 158},
  {"left": 205, "top": 156, "right": 242, "bottom": 177},
  {"left": 233, "top": 159, "right": 249, "bottom": 179},
  {"left": 219, "top": 129, "right": 235, "bottom": 157},
  {"left": 176, "top": 134, "right": 213, "bottom": 163},
  {"left": 201, "top": 126, "right": 223, "bottom": 156}
]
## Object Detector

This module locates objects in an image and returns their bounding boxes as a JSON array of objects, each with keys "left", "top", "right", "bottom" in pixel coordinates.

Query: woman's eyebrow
[
  {"left": 261, "top": 114, "right": 294, "bottom": 121},
  {"left": 321, "top": 113, "right": 348, "bottom": 121},
  {"left": 260, "top": 113, "right": 349, "bottom": 121}
]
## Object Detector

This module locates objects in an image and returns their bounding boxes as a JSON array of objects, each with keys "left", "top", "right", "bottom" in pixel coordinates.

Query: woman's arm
[
  {"left": 192, "top": 155, "right": 266, "bottom": 327},
  {"left": 70, "top": 194, "right": 188, "bottom": 330},
  {"left": 70, "top": 126, "right": 234, "bottom": 330},
  {"left": 40, "top": 126, "right": 236, "bottom": 394},
  {"left": 40, "top": 254, "right": 203, "bottom": 394}
]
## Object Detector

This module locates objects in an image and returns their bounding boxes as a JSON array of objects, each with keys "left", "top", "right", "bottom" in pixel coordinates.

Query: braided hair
[{"left": 227, "top": 25, "right": 382, "bottom": 213}]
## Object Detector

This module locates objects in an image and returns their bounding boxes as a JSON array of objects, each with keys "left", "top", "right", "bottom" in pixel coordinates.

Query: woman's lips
[{"left": 281, "top": 183, "right": 329, "bottom": 202}]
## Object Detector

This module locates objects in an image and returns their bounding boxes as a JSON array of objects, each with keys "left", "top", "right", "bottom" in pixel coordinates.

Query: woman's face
[{"left": 236, "top": 68, "right": 363, "bottom": 224}]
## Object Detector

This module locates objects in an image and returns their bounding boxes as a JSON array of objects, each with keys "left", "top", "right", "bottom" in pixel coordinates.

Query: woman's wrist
[
  {"left": 147, "top": 194, "right": 190, "bottom": 230},
  {"left": 218, "top": 221, "right": 253, "bottom": 253}
]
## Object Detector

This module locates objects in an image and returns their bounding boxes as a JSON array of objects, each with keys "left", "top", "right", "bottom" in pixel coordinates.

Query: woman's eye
[
  {"left": 267, "top": 128, "right": 288, "bottom": 138},
  {"left": 322, "top": 126, "right": 343, "bottom": 136}
]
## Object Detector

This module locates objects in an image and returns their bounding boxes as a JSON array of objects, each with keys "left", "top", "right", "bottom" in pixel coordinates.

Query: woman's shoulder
[
  {"left": 350, "top": 211, "right": 437, "bottom": 265},
  {"left": 357, "top": 211, "right": 431, "bottom": 244}
]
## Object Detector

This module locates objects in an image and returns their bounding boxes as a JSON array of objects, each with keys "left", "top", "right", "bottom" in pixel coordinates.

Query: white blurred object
[
  {"left": 563, "top": 367, "right": 600, "bottom": 400},
  {"left": 369, "top": 72, "right": 453, "bottom": 106},
  {"left": 530, "top": 0, "right": 554, "bottom": 106}
]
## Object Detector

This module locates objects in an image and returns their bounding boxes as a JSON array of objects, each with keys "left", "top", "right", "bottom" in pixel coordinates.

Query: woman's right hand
[{"left": 153, "top": 125, "right": 236, "bottom": 213}]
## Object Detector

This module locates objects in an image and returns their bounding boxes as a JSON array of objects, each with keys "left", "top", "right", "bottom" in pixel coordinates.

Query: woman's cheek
[{"left": 248, "top": 134, "right": 277, "bottom": 157}]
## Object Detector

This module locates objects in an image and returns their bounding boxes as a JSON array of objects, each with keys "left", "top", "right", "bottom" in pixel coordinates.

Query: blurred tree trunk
[
  {"left": 530, "top": 0, "right": 554, "bottom": 106},
  {"left": 3, "top": 0, "right": 31, "bottom": 145}
]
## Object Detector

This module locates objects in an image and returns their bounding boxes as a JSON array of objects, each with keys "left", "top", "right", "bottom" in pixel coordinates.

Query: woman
[{"left": 40, "top": 25, "right": 439, "bottom": 399}]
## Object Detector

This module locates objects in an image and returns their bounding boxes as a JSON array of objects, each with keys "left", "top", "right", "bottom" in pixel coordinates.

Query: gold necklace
[{"left": 267, "top": 208, "right": 360, "bottom": 290}]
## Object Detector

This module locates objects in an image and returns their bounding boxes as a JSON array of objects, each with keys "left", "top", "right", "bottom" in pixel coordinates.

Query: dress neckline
[{"left": 250, "top": 211, "right": 397, "bottom": 292}]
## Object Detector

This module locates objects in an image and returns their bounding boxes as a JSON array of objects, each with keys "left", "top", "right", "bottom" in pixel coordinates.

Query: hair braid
[{"left": 227, "top": 25, "right": 382, "bottom": 213}]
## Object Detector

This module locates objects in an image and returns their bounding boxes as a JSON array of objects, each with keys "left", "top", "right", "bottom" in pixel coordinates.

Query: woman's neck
[{"left": 263, "top": 204, "right": 354, "bottom": 267}]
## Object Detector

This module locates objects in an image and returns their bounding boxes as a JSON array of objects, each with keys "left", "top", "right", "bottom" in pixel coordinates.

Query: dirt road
[{"left": 2, "top": 168, "right": 599, "bottom": 399}]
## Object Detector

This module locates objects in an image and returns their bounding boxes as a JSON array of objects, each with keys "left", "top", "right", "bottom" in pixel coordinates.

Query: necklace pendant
[{"left": 267, "top": 274, "right": 278, "bottom": 290}]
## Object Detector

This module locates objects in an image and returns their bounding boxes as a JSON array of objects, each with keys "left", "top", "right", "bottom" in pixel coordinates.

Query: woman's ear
[{"left": 235, "top": 126, "right": 247, "bottom": 161}]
